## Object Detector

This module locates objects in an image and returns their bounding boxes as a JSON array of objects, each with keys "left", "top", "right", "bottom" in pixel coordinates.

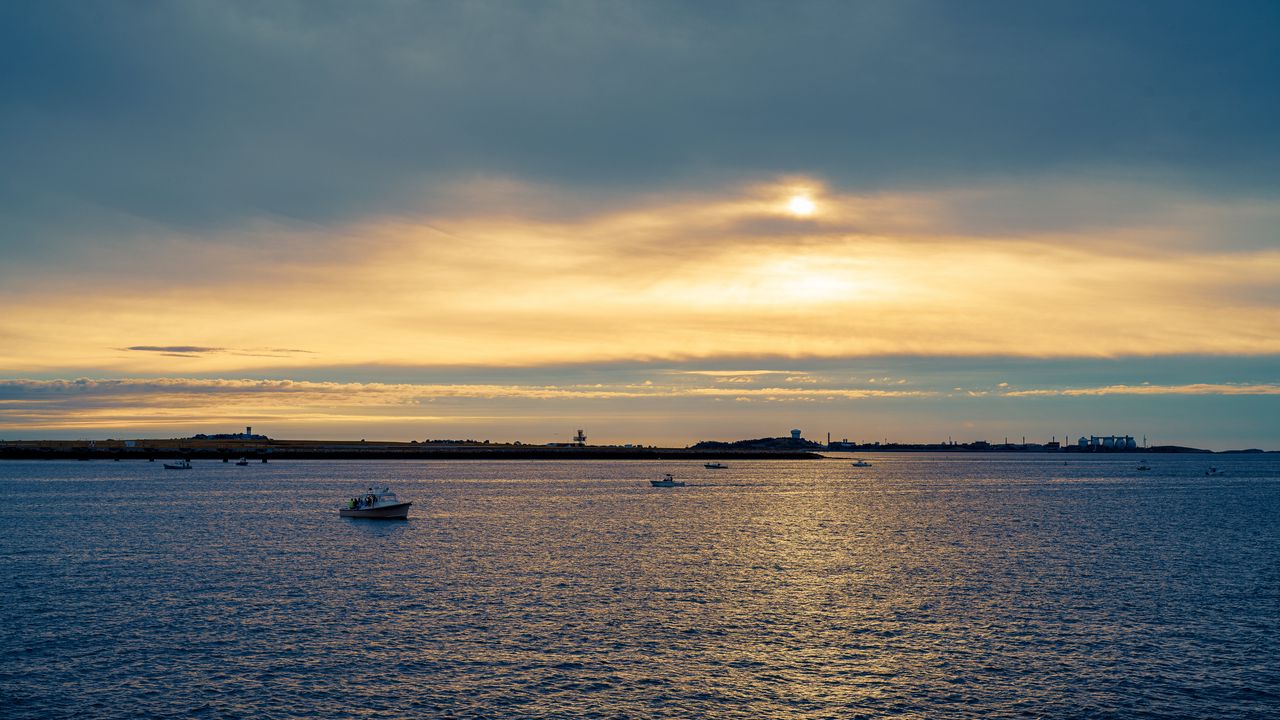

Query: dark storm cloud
[{"left": 2, "top": 0, "right": 1278, "bottom": 251}]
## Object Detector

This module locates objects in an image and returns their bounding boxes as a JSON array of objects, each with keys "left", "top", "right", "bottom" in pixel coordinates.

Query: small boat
[
  {"left": 851, "top": 460, "right": 872, "bottom": 467},
  {"left": 1205, "top": 467, "right": 1223, "bottom": 476},
  {"left": 1136, "top": 464, "right": 1151, "bottom": 471},
  {"left": 650, "top": 473, "right": 685, "bottom": 487},
  {"left": 235, "top": 457, "right": 250, "bottom": 466},
  {"left": 704, "top": 462, "right": 727, "bottom": 469},
  {"left": 163, "top": 459, "right": 192, "bottom": 470},
  {"left": 340, "top": 486, "right": 411, "bottom": 519}
]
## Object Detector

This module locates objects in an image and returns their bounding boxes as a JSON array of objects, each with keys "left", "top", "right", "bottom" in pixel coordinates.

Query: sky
[{"left": 1, "top": 1, "right": 1278, "bottom": 449}]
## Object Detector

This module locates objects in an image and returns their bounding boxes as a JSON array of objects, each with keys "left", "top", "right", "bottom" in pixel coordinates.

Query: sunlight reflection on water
[{"left": 1, "top": 455, "right": 1278, "bottom": 718}]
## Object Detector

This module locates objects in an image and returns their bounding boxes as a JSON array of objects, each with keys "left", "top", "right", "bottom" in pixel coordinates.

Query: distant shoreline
[
  {"left": 4, "top": 432, "right": 1276, "bottom": 462},
  {"left": 0, "top": 440, "right": 1272, "bottom": 461},
  {"left": 0, "top": 443, "right": 822, "bottom": 461}
]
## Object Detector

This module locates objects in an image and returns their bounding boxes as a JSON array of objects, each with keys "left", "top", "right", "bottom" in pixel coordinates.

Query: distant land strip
[
  {"left": 2, "top": 435, "right": 1272, "bottom": 461},
  {"left": 0, "top": 440, "right": 822, "bottom": 462}
]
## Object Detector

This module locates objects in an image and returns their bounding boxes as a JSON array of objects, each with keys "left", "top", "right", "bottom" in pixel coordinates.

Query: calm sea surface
[{"left": 1, "top": 455, "right": 1277, "bottom": 719}]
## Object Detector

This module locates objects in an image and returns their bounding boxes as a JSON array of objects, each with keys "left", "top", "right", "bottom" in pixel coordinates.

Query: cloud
[
  {"left": 2, "top": 1, "right": 1278, "bottom": 260},
  {"left": 5, "top": 375, "right": 1277, "bottom": 432},
  {"left": 1, "top": 178, "right": 1278, "bottom": 375},
  {"left": 1004, "top": 383, "right": 1280, "bottom": 397},
  {"left": 673, "top": 370, "right": 798, "bottom": 377},
  {"left": 0, "top": 375, "right": 935, "bottom": 431},
  {"left": 0, "top": 377, "right": 934, "bottom": 405},
  {"left": 118, "top": 345, "right": 314, "bottom": 361},
  {"left": 126, "top": 346, "right": 223, "bottom": 354},
  {"left": 121, "top": 346, "right": 314, "bottom": 359},
  {"left": 2, "top": 367, "right": 1276, "bottom": 448}
]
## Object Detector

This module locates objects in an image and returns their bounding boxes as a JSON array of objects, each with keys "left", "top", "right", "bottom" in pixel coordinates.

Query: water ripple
[{"left": 1, "top": 455, "right": 1277, "bottom": 718}]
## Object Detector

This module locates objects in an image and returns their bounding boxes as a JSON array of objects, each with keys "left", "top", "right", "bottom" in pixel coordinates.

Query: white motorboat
[
  {"left": 163, "top": 459, "right": 192, "bottom": 470},
  {"left": 340, "top": 486, "right": 412, "bottom": 519},
  {"left": 650, "top": 473, "right": 685, "bottom": 487},
  {"left": 704, "top": 462, "right": 727, "bottom": 469},
  {"left": 851, "top": 460, "right": 872, "bottom": 467},
  {"left": 235, "top": 457, "right": 250, "bottom": 466}
]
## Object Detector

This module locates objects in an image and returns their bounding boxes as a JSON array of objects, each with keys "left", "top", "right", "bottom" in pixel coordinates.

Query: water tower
[
  {"left": 573, "top": 429, "right": 587, "bottom": 446},
  {"left": 791, "top": 429, "right": 802, "bottom": 441}
]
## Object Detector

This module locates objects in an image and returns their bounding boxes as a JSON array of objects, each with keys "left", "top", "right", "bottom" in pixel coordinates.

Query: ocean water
[{"left": 1, "top": 454, "right": 1277, "bottom": 719}]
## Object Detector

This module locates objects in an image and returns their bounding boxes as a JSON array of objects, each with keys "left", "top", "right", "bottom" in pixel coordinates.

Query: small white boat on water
[
  {"left": 340, "top": 487, "right": 412, "bottom": 519},
  {"left": 163, "top": 459, "right": 192, "bottom": 470},
  {"left": 650, "top": 473, "right": 685, "bottom": 487},
  {"left": 235, "top": 457, "right": 250, "bottom": 466},
  {"left": 704, "top": 462, "right": 727, "bottom": 469},
  {"left": 851, "top": 460, "right": 872, "bottom": 467}
]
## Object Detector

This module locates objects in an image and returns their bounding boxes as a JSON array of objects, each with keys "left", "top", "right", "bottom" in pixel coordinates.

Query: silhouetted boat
[
  {"left": 704, "top": 462, "right": 727, "bottom": 469},
  {"left": 851, "top": 460, "right": 872, "bottom": 467},
  {"left": 163, "top": 459, "right": 192, "bottom": 470},
  {"left": 340, "top": 487, "right": 411, "bottom": 519},
  {"left": 1136, "top": 464, "right": 1151, "bottom": 471},
  {"left": 650, "top": 473, "right": 685, "bottom": 487},
  {"left": 235, "top": 457, "right": 249, "bottom": 466}
]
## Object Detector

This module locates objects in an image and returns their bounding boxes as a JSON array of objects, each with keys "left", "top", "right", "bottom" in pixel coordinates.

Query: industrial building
[{"left": 1078, "top": 435, "right": 1138, "bottom": 450}]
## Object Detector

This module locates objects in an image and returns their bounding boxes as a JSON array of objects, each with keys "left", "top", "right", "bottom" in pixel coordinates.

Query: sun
[{"left": 787, "top": 194, "right": 816, "bottom": 217}]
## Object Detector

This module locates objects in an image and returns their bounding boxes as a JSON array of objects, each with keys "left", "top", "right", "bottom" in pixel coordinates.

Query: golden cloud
[{"left": 1, "top": 178, "right": 1278, "bottom": 374}]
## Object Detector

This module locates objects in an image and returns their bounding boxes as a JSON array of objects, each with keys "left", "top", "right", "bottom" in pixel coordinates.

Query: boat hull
[
  {"left": 650, "top": 481, "right": 685, "bottom": 487},
  {"left": 339, "top": 502, "right": 411, "bottom": 519}
]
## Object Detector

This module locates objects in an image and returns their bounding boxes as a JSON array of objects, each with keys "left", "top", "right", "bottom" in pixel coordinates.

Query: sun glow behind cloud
[
  {"left": 0, "top": 176, "right": 1274, "bottom": 376},
  {"left": 0, "top": 177, "right": 1278, "bottom": 377},
  {"left": 787, "top": 194, "right": 817, "bottom": 217}
]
